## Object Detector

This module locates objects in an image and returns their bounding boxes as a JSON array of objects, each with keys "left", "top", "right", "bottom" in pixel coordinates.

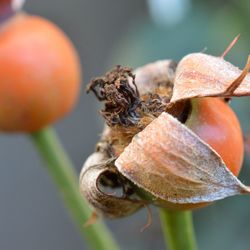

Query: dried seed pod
[
  {"left": 171, "top": 53, "right": 250, "bottom": 103},
  {"left": 115, "top": 112, "right": 250, "bottom": 205},
  {"left": 81, "top": 48, "right": 250, "bottom": 216},
  {"left": 79, "top": 142, "right": 143, "bottom": 218}
]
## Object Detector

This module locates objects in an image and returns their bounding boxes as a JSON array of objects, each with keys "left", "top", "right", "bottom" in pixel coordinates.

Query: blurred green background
[{"left": 1, "top": 0, "right": 250, "bottom": 249}]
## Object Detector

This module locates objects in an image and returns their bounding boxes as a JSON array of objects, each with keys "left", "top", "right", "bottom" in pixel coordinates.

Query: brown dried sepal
[
  {"left": 131, "top": 60, "right": 176, "bottom": 97},
  {"left": 79, "top": 142, "right": 144, "bottom": 218},
  {"left": 115, "top": 112, "right": 250, "bottom": 205},
  {"left": 171, "top": 53, "right": 250, "bottom": 103}
]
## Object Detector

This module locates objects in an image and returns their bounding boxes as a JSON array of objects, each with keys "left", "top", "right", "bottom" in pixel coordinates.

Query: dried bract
[
  {"left": 115, "top": 112, "right": 250, "bottom": 204},
  {"left": 132, "top": 60, "right": 176, "bottom": 97},
  {"left": 79, "top": 142, "right": 143, "bottom": 218},
  {"left": 171, "top": 53, "right": 250, "bottom": 103}
]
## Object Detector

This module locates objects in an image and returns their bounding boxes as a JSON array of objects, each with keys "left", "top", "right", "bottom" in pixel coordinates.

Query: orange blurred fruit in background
[{"left": 0, "top": 13, "right": 81, "bottom": 132}]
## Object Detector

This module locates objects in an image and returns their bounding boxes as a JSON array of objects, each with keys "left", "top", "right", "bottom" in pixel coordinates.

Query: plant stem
[
  {"left": 159, "top": 209, "right": 197, "bottom": 250},
  {"left": 30, "top": 127, "right": 119, "bottom": 250}
]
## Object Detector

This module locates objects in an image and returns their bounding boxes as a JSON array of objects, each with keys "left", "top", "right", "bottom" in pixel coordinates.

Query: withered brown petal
[
  {"left": 79, "top": 151, "right": 143, "bottom": 218},
  {"left": 171, "top": 53, "right": 250, "bottom": 103},
  {"left": 131, "top": 60, "right": 176, "bottom": 96},
  {"left": 115, "top": 112, "right": 250, "bottom": 204}
]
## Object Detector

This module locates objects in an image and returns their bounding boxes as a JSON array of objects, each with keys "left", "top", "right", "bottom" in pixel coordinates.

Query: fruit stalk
[
  {"left": 31, "top": 127, "right": 119, "bottom": 250},
  {"left": 159, "top": 209, "right": 197, "bottom": 250}
]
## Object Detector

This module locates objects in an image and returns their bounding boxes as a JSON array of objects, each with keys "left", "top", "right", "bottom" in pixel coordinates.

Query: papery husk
[
  {"left": 79, "top": 143, "right": 143, "bottom": 218},
  {"left": 132, "top": 60, "right": 176, "bottom": 96},
  {"left": 171, "top": 53, "right": 250, "bottom": 103},
  {"left": 115, "top": 112, "right": 250, "bottom": 205}
]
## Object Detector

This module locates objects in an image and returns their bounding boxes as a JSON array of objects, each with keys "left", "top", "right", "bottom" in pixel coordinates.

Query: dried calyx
[{"left": 80, "top": 53, "right": 250, "bottom": 218}]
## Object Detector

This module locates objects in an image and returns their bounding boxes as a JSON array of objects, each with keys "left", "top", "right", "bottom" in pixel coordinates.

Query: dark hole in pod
[
  {"left": 166, "top": 100, "right": 192, "bottom": 124},
  {"left": 99, "top": 170, "right": 135, "bottom": 198}
]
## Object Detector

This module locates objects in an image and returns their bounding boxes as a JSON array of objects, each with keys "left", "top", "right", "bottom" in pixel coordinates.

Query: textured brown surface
[
  {"left": 116, "top": 112, "right": 250, "bottom": 204},
  {"left": 171, "top": 53, "right": 250, "bottom": 103},
  {"left": 80, "top": 146, "right": 143, "bottom": 218}
]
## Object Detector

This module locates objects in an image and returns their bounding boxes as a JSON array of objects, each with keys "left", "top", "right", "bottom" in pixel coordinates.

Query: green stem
[
  {"left": 159, "top": 209, "right": 197, "bottom": 250},
  {"left": 30, "top": 127, "right": 119, "bottom": 250}
]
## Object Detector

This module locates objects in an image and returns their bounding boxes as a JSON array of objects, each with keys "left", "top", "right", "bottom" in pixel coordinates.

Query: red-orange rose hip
[
  {"left": 187, "top": 97, "right": 244, "bottom": 176},
  {"left": 0, "top": 13, "right": 81, "bottom": 132}
]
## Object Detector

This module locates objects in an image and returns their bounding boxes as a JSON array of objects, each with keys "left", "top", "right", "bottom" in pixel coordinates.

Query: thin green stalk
[
  {"left": 159, "top": 209, "right": 197, "bottom": 250},
  {"left": 31, "top": 127, "right": 119, "bottom": 250}
]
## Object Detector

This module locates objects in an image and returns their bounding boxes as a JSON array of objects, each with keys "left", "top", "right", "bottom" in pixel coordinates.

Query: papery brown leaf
[
  {"left": 115, "top": 112, "right": 250, "bottom": 204},
  {"left": 171, "top": 53, "right": 250, "bottom": 103},
  {"left": 132, "top": 60, "right": 176, "bottom": 96},
  {"left": 79, "top": 148, "right": 143, "bottom": 218}
]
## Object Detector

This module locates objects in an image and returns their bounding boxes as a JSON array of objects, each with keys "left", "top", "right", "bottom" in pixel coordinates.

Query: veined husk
[
  {"left": 171, "top": 53, "right": 250, "bottom": 103},
  {"left": 115, "top": 112, "right": 250, "bottom": 205},
  {"left": 132, "top": 60, "right": 176, "bottom": 96}
]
